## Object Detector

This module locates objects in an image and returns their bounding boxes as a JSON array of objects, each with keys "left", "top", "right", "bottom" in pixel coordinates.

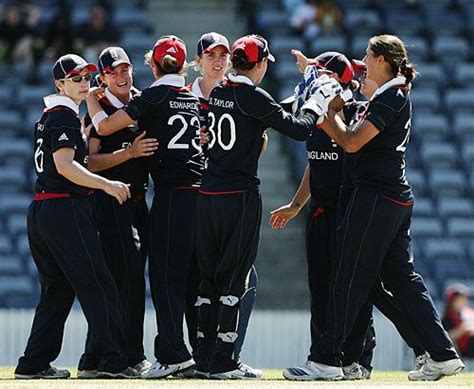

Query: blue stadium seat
[
  {"left": 406, "top": 168, "right": 427, "bottom": 196},
  {"left": 0, "top": 194, "right": 31, "bottom": 214},
  {"left": 423, "top": 278, "right": 440, "bottom": 301},
  {"left": 445, "top": 89, "right": 474, "bottom": 112},
  {"left": 270, "top": 36, "right": 304, "bottom": 55},
  {"left": 428, "top": 169, "right": 467, "bottom": 197},
  {"left": 399, "top": 36, "right": 429, "bottom": 62},
  {"left": 0, "top": 139, "right": 31, "bottom": 159},
  {"left": 420, "top": 142, "right": 457, "bottom": 168},
  {"left": 0, "top": 109, "right": 22, "bottom": 131},
  {"left": 122, "top": 33, "right": 152, "bottom": 58},
  {"left": 433, "top": 37, "right": 469, "bottom": 64},
  {"left": 7, "top": 214, "right": 27, "bottom": 236},
  {"left": 350, "top": 35, "right": 372, "bottom": 58},
  {"left": 273, "top": 60, "right": 300, "bottom": 84},
  {"left": 344, "top": 9, "right": 380, "bottom": 35},
  {"left": 17, "top": 85, "right": 54, "bottom": 107},
  {"left": 433, "top": 259, "right": 474, "bottom": 284},
  {"left": 256, "top": 9, "right": 288, "bottom": 30},
  {"left": 410, "top": 89, "right": 440, "bottom": 113},
  {"left": 412, "top": 197, "right": 435, "bottom": 217},
  {"left": 447, "top": 217, "right": 474, "bottom": 239},
  {"left": 426, "top": 12, "right": 465, "bottom": 36},
  {"left": 454, "top": 115, "right": 474, "bottom": 142},
  {"left": 461, "top": 142, "right": 474, "bottom": 168},
  {"left": 415, "top": 62, "right": 445, "bottom": 88},
  {"left": 424, "top": 238, "right": 466, "bottom": 260},
  {"left": 113, "top": 9, "right": 149, "bottom": 29},
  {"left": 0, "top": 236, "right": 13, "bottom": 255},
  {"left": 0, "top": 255, "right": 24, "bottom": 275},
  {"left": 438, "top": 197, "right": 474, "bottom": 218},
  {"left": 467, "top": 241, "right": 474, "bottom": 261},
  {"left": 385, "top": 12, "right": 425, "bottom": 36},
  {"left": 310, "top": 35, "right": 347, "bottom": 56},
  {"left": 454, "top": 63, "right": 474, "bottom": 87},
  {"left": 0, "top": 167, "right": 28, "bottom": 189},
  {"left": 410, "top": 217, "right": 444, "bottom": 238},
  {"left": 413, "top": 114, "right": 448, "bottom": 140},
  {"left": 16, "top": 234, "right": 30, "bottom": 258},
  {"left": 0, "top": 275, "right": 34, "bottom": 297}
]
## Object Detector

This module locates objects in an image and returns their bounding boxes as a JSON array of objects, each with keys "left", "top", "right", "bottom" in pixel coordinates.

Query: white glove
[
  {"left": 280, "top": 65, "right": 319, "bottom": 114},
  {"left": 301, "top": 76, "right": 343, "bottom": 118}
]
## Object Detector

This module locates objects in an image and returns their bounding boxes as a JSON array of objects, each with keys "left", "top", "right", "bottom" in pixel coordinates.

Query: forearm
[
  {"left": 58, "top": 160, "right": 110, "bottom": 190},
  {"left": 291, "top": 164, "right": 311, "bottom": 209},
  {"left": 86, "top": 97, "right": 122, "bottom": 136},
  {"left": 88, "top": 148, "right": 131, "bottom": 172},
  {"left": 267, "top": 110, "right": 316, "bottom": 141}
]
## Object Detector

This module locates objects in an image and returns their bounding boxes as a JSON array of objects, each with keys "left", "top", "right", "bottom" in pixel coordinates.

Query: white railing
[{"left": 0, "top": 308, "right": 411, "bottom": 370}]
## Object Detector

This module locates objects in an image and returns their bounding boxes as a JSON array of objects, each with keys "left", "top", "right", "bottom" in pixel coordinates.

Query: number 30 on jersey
[{"left": 207, "top": 112, "right": 236, "bottom": 151}]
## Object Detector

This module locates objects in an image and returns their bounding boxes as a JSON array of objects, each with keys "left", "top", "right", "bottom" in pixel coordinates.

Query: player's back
[
  {"left": 202, "top": 78, "right": 267, "bottom": 192},
  {"left": 125, "top": 80, "right": 203, "bottom": 189}
]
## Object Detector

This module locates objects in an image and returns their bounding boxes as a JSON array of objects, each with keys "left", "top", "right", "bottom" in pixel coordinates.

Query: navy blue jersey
[
  {"left": 339, "top": 100, "right": 369, "bottom": 203},
  {"left": 306, "top": 127, "right": 343, "bottom": 208},
  {"left": 124, "top": 75, "right": 204, "bottom": 189},
  {"left": 34, "top": 95, "right": 89, "bottom": 195},
  {"left": 351, "top": 78, "right": 413, "bottom": 201},
  {"left": 201, "top": 74, "right": 315, "bottom": 192},
  {"left": 86, "top": 88, "right": 148, "bottom": 196}
]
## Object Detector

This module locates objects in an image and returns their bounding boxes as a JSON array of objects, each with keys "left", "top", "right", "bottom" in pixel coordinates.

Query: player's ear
[{"left": 55, "top": 80, "right": 64, "bottom": 92}]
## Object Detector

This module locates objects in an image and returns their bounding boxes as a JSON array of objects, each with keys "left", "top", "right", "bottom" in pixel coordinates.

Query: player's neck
[
  {"left": 374, "top": 73, "right": 393, "bottom": 89},
  {"left": 199, "top": 77, "right": 220, "bottom": 100}
]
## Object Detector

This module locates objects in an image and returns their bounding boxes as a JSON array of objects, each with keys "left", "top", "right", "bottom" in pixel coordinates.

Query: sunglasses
[{"left": 60, "top": 73, "right": 93, "bottom": 83}]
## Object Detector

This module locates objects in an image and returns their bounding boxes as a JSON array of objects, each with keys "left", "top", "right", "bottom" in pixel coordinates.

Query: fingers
[{"left": 135, "top": 131, "right": 147, "bottom": 141}]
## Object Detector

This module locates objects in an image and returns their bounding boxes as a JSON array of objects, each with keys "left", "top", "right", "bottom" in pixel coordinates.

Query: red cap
[
  {"left": 351, "top": 59, "right": 367, "bottom": 75},
  {"left": 308, "top": 51, "right": 354, "bottom": 85},
  {"left": 231, "top": 34, "right": 275, "bottom": 63},
  {"left": 152, "top": 35, "right": 187, "bottom": 67},
  {"left": 445, "top": 283, "right": 471, "bottom": 302}
]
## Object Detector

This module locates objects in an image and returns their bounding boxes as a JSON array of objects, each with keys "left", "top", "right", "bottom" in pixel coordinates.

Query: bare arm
[
  {"left": 87, "top": 131, "right": 158, "bottom": 173},
  {"left": 269, "top": 164, "right": 311, "bottom": 229},
  {"left": 53, "top": 147, "right": 130, "bottom": 204},
  {"left": 86, "top": 89, "right": 135, "bottom": 136},
  {"left": 319, "top": 109, "right": 379, "bottom": 153}
]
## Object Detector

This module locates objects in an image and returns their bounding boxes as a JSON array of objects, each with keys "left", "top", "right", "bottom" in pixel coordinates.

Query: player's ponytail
[
  {"left": 231, "top": 49, "right": 256, "bottom": 71},
  {"left": 159, "top": 54, "right": 182, "bottom": 74},
  {"left": 399, "top": 59, "right": 417, "bottom": 85},
  {"left": 368, "top": 34, "right": 418, "bottom": 88}
]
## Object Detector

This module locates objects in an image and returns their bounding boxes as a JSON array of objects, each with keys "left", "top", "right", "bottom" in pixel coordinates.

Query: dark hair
[
  {"left": 231, "top": 49, "right": 257, "bottom": 71},
  {"left": 344, "top": 79, "right": 359, "bottom": 92},
  {"left": 368, "top": 34, "right": 417, "bottom": 86},
  {"left": 155, "top": 54, "right": 182, "bottom": 74}
]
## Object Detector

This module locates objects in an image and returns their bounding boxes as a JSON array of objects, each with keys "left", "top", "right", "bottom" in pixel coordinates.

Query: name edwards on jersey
[{"left": 169, "top": 100, "right": 200, "bottom": 110}]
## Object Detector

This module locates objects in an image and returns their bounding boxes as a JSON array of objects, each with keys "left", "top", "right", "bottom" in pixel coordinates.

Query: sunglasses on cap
[{"left": 59, "top": 73, "right": 93, "bottom": 83}]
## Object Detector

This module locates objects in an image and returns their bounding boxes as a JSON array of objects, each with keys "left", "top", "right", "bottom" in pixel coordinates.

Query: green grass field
[{"left": 0, "top": 368, "right": 473, "bottom": 388}]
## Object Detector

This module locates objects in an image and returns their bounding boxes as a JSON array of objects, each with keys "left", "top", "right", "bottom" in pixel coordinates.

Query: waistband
[
  {"left": 34, "top": 191, "right": 94, "bottom": 201},
  {"left": 199, "top": 189, "right": 249, "bottom": 196}
]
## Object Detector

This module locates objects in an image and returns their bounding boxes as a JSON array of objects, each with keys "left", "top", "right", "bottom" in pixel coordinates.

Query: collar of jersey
[
  {"left": 371, "top": 76, "right": 406, "bottom": 100},
  {"left": 227, "top": 73, "right": 254, "bottom": 86},
  {"left": 43, "top": 94, "right": 80, "bottom": 115},
  {"left": 105, "top": 88, "right": 125, "bottom": 108},
  {"left": 150, "top": 74, "right": 185, "bottom": 88},
  {"left": 191, "top": 77, "right": 205, "bottom": 99}
]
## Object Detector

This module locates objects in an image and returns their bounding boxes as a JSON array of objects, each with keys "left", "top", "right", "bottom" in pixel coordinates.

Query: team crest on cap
[{"left": 167, "top": 47, "right": 177, "bottom": 54}]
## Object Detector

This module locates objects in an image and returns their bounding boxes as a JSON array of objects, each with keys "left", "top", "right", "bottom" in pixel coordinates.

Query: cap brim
[
  {"left": 204, "top": 43, "right": 230, "bottom": 53},
  {"left": 351, "top": 59, "right": 366, "bottom": 74},
  {"left": 267, "top": 53, "right": 275, "bottom": 62},
  {"left": 76, "top": 63, "right": 99, "bottom": 73},
  {"left": 111, "top": 60, "right": 132, "bottom": 69}
]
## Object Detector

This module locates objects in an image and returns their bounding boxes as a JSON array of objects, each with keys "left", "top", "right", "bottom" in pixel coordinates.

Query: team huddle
[{"left": 13, "top": 30, "right": 466, "bottom": 381}]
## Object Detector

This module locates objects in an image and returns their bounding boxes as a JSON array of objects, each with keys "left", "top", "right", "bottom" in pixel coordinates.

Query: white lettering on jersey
[
  {"left": 122, "top": 142, "right": 132, "bottom": 149},
  {"left": 169, "top": 101, "right": 199, "bottom": 110},
  {"left": 307, "top": 151, "right": 339, "bottom": 161},
  {"left": 209, "top": 97, "right": 235, "bottom": 109},
  {"left": 58, "top": 133, "right": 69, "bottom": 141}
]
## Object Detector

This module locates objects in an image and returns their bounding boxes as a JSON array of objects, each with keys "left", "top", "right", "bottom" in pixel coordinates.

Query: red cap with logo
[
  {"left": 231, "top": 34, "right": 275, "bottom": 63},
  {"left": 152, "top": 35, "right": 187, "bottom": 67}
]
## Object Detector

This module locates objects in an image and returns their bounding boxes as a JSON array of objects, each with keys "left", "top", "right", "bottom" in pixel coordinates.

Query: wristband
[{"left": 92, "top": 111, "right": 108, "bottom": 130}]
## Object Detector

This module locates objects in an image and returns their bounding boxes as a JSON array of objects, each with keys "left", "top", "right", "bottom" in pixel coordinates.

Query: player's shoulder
[
  {"left": 372, "top": 86, "right": 409, "bottom": 112},
  {"left": 44, "top": 107, "right": 80, "bottom": 129},
  {"left": 136, "top": 84, "right": 170, "bottom": 104}
]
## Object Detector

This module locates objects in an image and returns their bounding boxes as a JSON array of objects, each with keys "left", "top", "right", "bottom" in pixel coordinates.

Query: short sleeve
[
  {"left": 49, "top": 111, "right": 81, "bottom": 152},
  {"left": 364, "top": 89, "right": 407, "bottom": 132},
  {"left": 124, "top": 87, "right": 168, "bottom": 121}
]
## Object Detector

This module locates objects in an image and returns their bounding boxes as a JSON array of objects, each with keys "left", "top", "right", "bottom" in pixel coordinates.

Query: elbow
[{"left": 344, "top": 136, "right": 364, "bottom": 153}]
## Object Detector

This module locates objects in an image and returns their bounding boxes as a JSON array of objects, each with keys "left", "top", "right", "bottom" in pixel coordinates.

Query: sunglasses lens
[
  {"left": 69, "top": 74, "right": 92, "bottom": 82},
  {"left": 70, "top": 76, "right": 82, "bottom": 83},
  {"left": 85, "top": 73, "right": 92, "bottom": 81}
]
